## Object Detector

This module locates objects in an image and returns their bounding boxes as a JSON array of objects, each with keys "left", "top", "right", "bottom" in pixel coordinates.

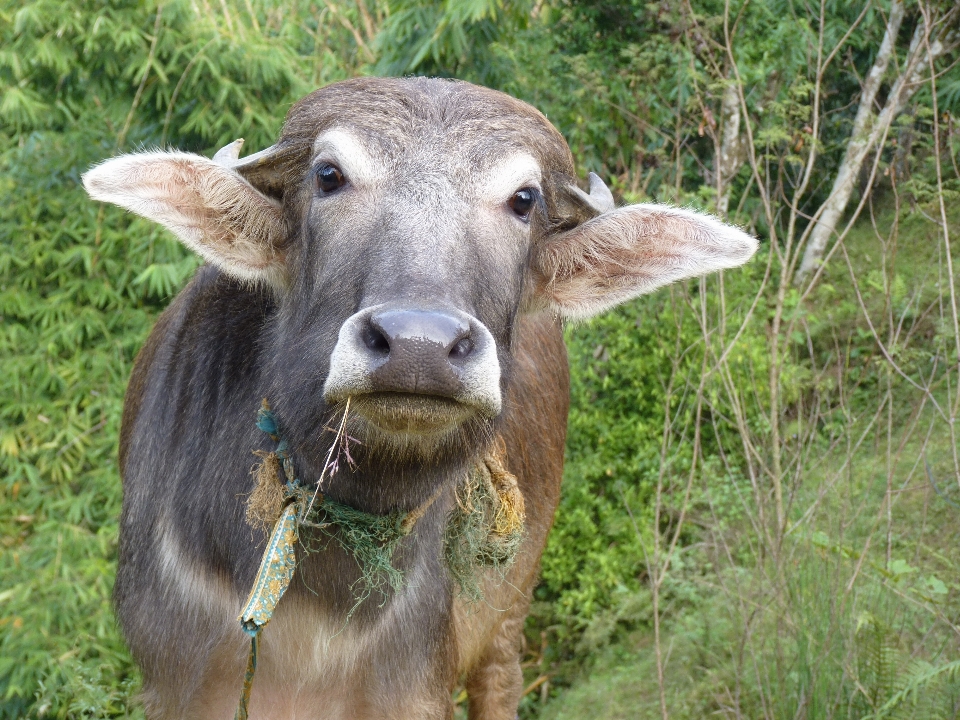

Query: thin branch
[{"left": 117, "top": 5, "right": 164, "bottom": 151}]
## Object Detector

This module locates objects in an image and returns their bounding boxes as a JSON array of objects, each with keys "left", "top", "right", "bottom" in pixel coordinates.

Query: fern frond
[{"left": 860, "top": 659, "right": 960, "bottom": 720}]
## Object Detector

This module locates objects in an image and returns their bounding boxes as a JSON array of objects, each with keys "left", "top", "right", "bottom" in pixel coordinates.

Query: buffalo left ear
[
  {"left": 83, "top": 141, "right": 289, "bottom": 288},
  {"left": 532, "top": 179, "right": 759, "bottom": 320}
]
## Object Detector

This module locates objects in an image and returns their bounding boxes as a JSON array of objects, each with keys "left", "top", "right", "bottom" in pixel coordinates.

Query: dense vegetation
[{"left": 2, "top": 1, "right": 959, "bottom": 718}]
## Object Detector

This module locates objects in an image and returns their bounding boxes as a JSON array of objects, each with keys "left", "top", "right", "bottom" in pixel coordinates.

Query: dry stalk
[
  {"left": 921, "top": 1, "right": 960, "bottom": 491},
  {"left": 305, "top": 397, "right": 353, "bottom": 518}
]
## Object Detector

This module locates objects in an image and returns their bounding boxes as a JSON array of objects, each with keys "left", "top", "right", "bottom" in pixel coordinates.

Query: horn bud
[{"left": 565, "top": 172, "right": 616, "bottom": 215}]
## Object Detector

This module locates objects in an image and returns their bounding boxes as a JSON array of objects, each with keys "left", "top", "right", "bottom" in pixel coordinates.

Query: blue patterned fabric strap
[
  {"left": 238, "top": 502, "right": 300, "bottom": 635},
  {"left": 256, "top": 399, "right": 280, "bottom": 440},
  {"left": 234, "top": 499, "right": 299, "bottom": 719}
]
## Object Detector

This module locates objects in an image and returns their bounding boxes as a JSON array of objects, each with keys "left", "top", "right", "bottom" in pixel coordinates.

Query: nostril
[
  {"left": 449, "top": 337, "right": 473, "bottom": 361},
  {"left": 361, "top": 323, "right": 390, "bottom": 355}
]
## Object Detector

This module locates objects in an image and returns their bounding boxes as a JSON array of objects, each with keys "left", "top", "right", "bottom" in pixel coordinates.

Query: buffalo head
[{"left": 84, "top": 77, "right": 756, "bottom": 469}]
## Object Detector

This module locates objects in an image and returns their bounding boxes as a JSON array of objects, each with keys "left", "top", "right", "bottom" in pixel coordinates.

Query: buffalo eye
[
  {"left": 508, "top": 188, "right": 537, "bottom": 221},
  {"left": 316, "top": 163, "right": 346, "bottom": 193}
]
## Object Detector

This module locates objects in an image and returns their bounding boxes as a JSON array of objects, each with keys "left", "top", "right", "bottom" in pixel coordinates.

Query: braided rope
[{"left": 234, "top": 634, "right": 258, "bottom": 720}]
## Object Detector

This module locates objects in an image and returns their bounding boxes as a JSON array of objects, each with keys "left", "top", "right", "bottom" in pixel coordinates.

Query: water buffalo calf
[{"left": 84, "top": 77, "right": 757, "bottom": 720}]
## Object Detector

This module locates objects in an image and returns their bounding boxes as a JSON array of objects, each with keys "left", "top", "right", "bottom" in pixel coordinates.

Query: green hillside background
[{"left": 2, "top": 1, "right": 960, "bottom": 718}]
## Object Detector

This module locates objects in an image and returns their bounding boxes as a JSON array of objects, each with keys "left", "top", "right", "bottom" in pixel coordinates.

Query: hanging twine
[
  {"left": 444, "top": 436, "right": 526, "bottom": 601},
  {"left": 235, "top": 400, "right": 524, "bottom": 718}
]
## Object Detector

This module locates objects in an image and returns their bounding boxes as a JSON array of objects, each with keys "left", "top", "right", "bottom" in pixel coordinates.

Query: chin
[{"left": 342, "top": 393, "right": 496, "bottom": 463}]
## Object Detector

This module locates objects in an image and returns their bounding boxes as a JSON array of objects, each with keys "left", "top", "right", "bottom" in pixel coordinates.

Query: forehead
[{"left": 279, "top": 77, "right": 575, "bottom": 178}]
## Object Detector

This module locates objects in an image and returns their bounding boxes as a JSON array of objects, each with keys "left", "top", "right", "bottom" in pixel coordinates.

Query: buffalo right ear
[
  {"left": 83, "top": 146, "right": 287, "bottom": 288},
  {"left": 532, "top": 176, "right": 758, "bottom": 320}
]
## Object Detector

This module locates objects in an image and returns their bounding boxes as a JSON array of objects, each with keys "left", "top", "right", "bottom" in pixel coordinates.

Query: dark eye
[
  {"left": 508, "top": 188, "right": 537, "bottom": 220},
  {"left": 316, "top": 163, "right": 345, "bottom": 193}
]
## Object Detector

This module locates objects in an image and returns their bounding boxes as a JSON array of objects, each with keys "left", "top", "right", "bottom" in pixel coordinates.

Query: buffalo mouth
[{"left": 349, "top": 392, "right": 478, "bottom": 434}]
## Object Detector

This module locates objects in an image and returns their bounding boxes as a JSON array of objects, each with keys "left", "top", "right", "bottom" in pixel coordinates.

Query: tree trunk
[
  {"left": 891, "top": 104, "right": 916, "bottom": 185},
  {"left": 795, "top": 5, "right": 957, "bottom": 285},
  {"left": 716, "top": 78, "right": 743, "bottom": 218},
  {"left": 793, "top": 0, "right": 908, "bottom": 285}
]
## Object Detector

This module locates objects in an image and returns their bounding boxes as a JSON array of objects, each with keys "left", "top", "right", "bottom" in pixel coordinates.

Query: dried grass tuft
[
  {"left": 246, "top": 450, "right": 286, "bottom": 535},
  {"left": 444, "top": 439, "right": 526, "bottom": 601}
]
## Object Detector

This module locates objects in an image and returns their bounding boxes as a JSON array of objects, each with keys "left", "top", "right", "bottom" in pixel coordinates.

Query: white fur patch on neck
[
  {"left": 312, "top": 129, "right": 383, "bottom": 188},
  {"left": 156, "top": 517, "right": 239, "bottom": 621}
]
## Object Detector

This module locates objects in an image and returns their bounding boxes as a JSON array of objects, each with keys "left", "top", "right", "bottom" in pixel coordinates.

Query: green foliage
[
  {"left": 539, "top": 538, "right": 960, "bottom": 720},
  {"left": 0, "top": 131, "right": 159, "bottom": 719},
  {"left": 4, "top": 0, "right": 960, "bottom": 717},
  {"left": 373, "top": 0, "right": 533, "bottom": 85}
]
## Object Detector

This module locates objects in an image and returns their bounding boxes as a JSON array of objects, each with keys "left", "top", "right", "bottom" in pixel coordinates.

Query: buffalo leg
[{"left": 464, "top": 593, "right": 529, "bottom": 720}]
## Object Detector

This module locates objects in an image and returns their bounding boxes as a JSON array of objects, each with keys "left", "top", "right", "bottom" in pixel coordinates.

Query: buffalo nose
[
  {"left": 324, "top": 305, "right": 502, "bottom": 415},
  {"left": 363, "top": 309, "right": 474, "bottom": 395}
]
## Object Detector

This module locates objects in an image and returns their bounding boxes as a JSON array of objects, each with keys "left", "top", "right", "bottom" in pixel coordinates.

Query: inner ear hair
[
  {"left": 532, "top": 202, "right": 759, "bottom": 321},
  {"left": 83, "top": 151, "right": 288, "bottom": 288}
]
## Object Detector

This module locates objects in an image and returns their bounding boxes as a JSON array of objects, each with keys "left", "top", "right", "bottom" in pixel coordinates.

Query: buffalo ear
[
  {"left": 532, "top": 181, "right": 758, "bottom": 320},
  {"left": 82, "top": 144, "right": 287, "bottom": 288}
]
